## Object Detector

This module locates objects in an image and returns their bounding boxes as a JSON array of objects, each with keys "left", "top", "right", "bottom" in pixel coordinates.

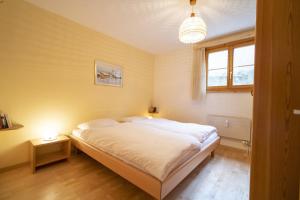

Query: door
[{"left": 250, "top": 0, "right": 300, "bottom": 199}]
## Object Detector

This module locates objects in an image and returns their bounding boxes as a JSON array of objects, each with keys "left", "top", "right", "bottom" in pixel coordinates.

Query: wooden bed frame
[{"left": 70, "top": 135, "right": 220, "bottom": 200}]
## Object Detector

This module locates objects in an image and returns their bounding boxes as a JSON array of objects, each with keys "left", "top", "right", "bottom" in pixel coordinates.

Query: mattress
[
  {"left": 72, "top": 129, "right": 219, "bottom": 149},
  {"left": 72, "top": 122, "right": 219, "bottom": 181},
  {"left": 124, "top": 117, "right": 217, "bottom": 143},
  {"left": 72, "top": 122, "right": 202, "bottom": 181},
  {"left": 200, "top": 132, "right": 219, "bottom": 149}
]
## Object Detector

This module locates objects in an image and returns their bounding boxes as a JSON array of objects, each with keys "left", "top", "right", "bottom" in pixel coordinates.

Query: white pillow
[
  {"left": 121, "top": 116, "right": 147, "bottom": 122},
  {"left": 77, "top": 118, "right": 119, "bottom": 130}
]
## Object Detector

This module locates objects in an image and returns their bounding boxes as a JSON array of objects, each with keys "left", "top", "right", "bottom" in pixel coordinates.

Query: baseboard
[
  {"left": 218, "top": 144, "right": 248, "bottom": 153},
  {"left": 220, "top": 137, "right": 250, "bottom": 151},
  {"left": 0, "top": 162, "right": 29, "bottom": 173}
]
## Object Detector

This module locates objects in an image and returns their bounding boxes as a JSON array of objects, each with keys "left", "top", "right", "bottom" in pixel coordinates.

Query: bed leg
[{"left": 211, "top": 151, "right": 215, "bottom": 158}]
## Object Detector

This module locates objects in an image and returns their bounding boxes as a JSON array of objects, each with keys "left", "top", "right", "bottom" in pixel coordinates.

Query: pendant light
[{"left": 179, "top": 0, "right": 207, "bottom": 44}]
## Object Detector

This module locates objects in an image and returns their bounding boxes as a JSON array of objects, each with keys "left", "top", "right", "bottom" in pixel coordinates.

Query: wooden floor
[{"left": 0, "top": 146, "right": 250, "bottom": 200}]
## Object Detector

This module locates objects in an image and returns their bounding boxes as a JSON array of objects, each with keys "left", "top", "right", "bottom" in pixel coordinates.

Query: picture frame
[{"left": 94, "top": 60, "right": 123, "bottom": 87}]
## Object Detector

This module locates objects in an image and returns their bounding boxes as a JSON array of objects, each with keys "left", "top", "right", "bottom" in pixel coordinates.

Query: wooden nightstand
[{"left": 30, "top": 135, "right": 71, "bottom": 173}]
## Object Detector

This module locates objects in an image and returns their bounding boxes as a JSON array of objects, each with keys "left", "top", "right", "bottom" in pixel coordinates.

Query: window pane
[
  {"left": 207, "top": 50, "right": 228, "bottom": 87},
  {"left": 233, "top": 65, "right": 254, "bottom": 85},
  {"left": 233, "top": 45, "right": 255, "bottom": 67},
  {"left": 208, "top": 50, "right": 228, "bottom": 70},
  {"left": 208, "top": 69, "right": 228, "bottom": 86},
  {"left": 233, "top": 44, "right": 255, "bottom": 86}
]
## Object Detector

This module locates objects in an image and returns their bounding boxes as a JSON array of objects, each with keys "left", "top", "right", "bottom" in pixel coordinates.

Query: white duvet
[
  {"left": 73, "top": 123, "right": 201, "bottom": 181},
  {"left": 125, "top": 118, "right": 217, "bottom": 143}
]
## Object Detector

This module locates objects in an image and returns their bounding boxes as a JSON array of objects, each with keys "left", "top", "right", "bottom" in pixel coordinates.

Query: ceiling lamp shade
[
  {"left": 179, "top": 0, "right": 207, "bottom": 44},
  {"left": 179, "top": 16, "right": 207, "bottom": 44}
]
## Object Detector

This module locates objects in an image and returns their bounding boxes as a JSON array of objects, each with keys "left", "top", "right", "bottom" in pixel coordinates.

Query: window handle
[{"left": 230, "top": 71, "right": 233, "bottom": 80}]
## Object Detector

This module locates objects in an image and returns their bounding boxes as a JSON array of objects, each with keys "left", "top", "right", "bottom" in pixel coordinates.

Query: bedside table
[{"left": 30, "top": 135, "right": 71, "bottom": 173}]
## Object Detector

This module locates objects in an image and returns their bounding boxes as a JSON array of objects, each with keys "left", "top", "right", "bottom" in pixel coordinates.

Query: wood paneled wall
[{"left": 250, "top": 0, "right": 300, "bottom": 199}]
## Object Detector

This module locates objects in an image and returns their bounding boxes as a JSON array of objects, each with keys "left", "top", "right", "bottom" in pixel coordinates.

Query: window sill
[{"left": 206, "top": 87, "right": 253, "bottom": 93}]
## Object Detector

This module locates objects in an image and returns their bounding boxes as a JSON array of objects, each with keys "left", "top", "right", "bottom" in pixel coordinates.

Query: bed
[{"left": 70, "top": 118, "right": 220, "bottom": 199}]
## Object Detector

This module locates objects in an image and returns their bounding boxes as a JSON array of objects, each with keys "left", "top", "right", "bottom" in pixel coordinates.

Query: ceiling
[{"left": 25, "top": 0, "right": 256, "bottom": 54}]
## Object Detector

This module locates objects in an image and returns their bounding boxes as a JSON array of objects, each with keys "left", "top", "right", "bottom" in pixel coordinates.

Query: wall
[
  {"left": 153, "top": 47, "right": 253, "bottom": 149},
  {"left": 0, "top": 0, "right": 154, "bottom": 168}
]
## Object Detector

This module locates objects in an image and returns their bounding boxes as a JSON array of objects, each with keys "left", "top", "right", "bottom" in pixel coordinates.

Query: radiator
[{"left": 207, "top": 115, "right": 252, "bottom": 143}]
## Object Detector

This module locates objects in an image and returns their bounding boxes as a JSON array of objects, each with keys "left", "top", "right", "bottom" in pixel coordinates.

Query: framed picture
[{"left": 94, "top": 60, "right": 123, "bottom": 87}]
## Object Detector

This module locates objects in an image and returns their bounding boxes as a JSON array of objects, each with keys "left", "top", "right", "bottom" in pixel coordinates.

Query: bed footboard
[{"left": 69, "top": 135, "right": 220, "bottom": 200}]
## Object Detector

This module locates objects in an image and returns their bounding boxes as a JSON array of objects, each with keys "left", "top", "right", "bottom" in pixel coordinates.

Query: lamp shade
[{"left": 179, "top": 16, "right": 207, "bottom": 44}]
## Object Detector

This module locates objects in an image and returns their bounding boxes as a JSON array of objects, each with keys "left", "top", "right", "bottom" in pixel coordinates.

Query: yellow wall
[{"left": 0, "top": 0, "right": 154, "bottom": 168}]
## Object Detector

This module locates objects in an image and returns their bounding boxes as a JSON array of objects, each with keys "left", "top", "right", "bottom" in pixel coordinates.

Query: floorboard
[{"left": 0, "top": 146, "right": 250, "bottom": 200}]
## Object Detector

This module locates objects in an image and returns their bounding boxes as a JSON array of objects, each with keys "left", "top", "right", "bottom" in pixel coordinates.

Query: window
[{"left": 206, "top": 39, "right": 255, "bottom": 92}]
